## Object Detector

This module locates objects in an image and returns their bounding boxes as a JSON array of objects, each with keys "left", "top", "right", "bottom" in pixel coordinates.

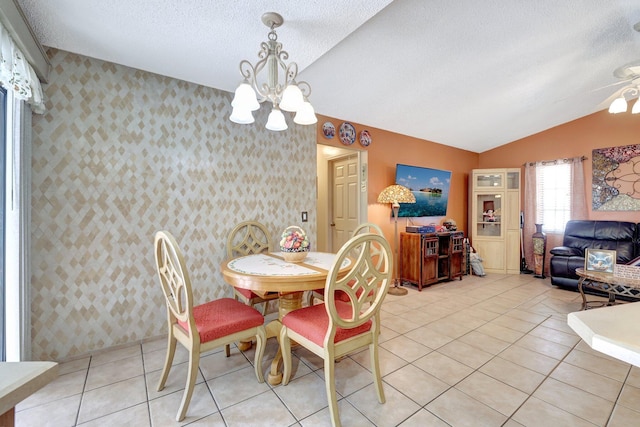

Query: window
[
  {"left": 536, "top": 162, "right": 571, "bottom": 234},
  {"left": 4, "top": 91, "right": 31, "bottom": 361},
  {"left": 0, "top": 88, "right": 4, "bottom": 361}
]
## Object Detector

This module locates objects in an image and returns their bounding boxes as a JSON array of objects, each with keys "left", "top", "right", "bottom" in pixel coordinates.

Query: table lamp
[{"left": 377, "top": 184, "right": 416, "bottom": 295}]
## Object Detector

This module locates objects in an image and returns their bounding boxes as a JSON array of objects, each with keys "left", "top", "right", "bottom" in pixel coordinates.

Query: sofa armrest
[{"left": 550, "top": 246, "right": 582, "bottom": 257}]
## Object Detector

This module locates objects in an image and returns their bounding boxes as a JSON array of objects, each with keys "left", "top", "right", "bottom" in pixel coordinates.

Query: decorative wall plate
[
  {"left": 322, "top": 121, "right": 335, "bottom": 139},
  {"left": 359, "top": 130, "right": 372, "bottom": 147},
  {"left": 339, "top": 122, "right": 356, "bottom": 145}
]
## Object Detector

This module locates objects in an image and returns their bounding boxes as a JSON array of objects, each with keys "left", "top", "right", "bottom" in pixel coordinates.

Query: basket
[
  {"left": 279, "top": 225, "right": 310, "bottom": 263},
  {"left": 281, "top": 251, "right": 308, "bottom": 263}
]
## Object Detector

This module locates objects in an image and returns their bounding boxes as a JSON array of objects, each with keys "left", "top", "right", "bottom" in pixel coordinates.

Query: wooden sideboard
[{"left": 399, "top": 231, "right": 464, "bottom": 291}]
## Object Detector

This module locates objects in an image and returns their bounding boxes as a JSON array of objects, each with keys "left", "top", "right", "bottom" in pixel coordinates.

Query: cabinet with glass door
[{"left": 470, "top": 169, "right": 521, "bottom": 274}]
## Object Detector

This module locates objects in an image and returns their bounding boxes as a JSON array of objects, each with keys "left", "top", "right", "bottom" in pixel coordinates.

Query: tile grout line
[
  {"left": 140, "top": 343, "right": 153, "bottom": 427},
  {"left": 72, "top": 355, "right": 92, "bottom": 427},
  {"left": 604, "top": 367, "right": 634, "bottom": 427}
]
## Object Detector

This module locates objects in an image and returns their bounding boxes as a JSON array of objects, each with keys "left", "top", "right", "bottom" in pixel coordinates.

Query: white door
[{"left": 331, "top": 156, "right": 360, "bottom": 252}]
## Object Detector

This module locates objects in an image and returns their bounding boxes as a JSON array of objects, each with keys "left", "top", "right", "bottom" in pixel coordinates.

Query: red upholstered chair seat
[
  {"left": 307, "top": 223, "right": 384, "bottom": 309},
  {"left": 310, "top": 279, "right": 373, "bottom": 305},
  {"left": 235, "top": 287, "right": 257, "bottom": 299},
  {"left": 234, "top": 287, "right": 277, "bottom": 308},
  {"left": 282, "top": 301, "right": 372, "bottom": 346},
  {"left": 178, "top": 298, "right": 265, "bottom": 343}
]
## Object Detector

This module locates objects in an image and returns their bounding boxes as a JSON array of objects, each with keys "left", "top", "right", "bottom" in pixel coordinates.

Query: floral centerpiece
[{"left": 279, "top": 226, "right": 310, "bottom": 262}]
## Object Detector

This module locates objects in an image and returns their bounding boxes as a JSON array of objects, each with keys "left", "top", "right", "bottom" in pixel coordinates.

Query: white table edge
[
  {"left": 0, "top": 361, "right": 58, "bottom": 415},
  {"left": 568, "top": 304, "right": 640, "bottom": 367}
]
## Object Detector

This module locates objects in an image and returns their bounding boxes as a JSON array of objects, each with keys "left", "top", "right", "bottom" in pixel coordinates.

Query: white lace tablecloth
[{"left": 227, "top": 252, "right": 350, "bottom": 276}]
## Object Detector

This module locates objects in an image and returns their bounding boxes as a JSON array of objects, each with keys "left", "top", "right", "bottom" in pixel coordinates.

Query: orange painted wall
[
  {"left": 316, "top": 114, "right": 479, "bottom": 251},
  {"left": 317, "top": 109, "right": 640, "bottom": 273},
  {"left": 479, "top": 109, "right": 640, "bottom": 223}
]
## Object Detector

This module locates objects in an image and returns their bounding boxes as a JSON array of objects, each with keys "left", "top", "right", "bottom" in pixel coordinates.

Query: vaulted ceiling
[{"left": 16, "top": 0, "right": 640, "bottom": 152}]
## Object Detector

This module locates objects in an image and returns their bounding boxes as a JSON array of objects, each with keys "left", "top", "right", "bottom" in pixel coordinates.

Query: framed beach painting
[{"left": 394, "top": 164, "right": 452, "bottom": 217}]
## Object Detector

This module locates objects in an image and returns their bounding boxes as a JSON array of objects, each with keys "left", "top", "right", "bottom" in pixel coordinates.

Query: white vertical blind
[{"left": 535, "top": 161, "right": 571, "bottom": 233}]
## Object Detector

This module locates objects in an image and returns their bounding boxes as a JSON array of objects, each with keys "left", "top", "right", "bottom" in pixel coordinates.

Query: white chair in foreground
[
  {"left": 279, "top": 232, "right": 392, "bottom": 427},
  {"left": 154, "top": 230, "right": 266, "bottom": 421},
  {"left": 307, "top": 222, "right": 385, "bottom": 306}
]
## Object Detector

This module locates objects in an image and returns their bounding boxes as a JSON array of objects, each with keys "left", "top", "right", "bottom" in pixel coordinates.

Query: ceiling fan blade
[
  {"left": 599, "top": 90, "right": 623, "bottom": 110},
  {"left": 613, "top": 61, "right": 640, "bottom": 80},
  {"left": 588, "top": 79, "right": 632, "bottom": 93},
  {"left": 553, "top": 62, "right": 640, "bottom": 106},
  {"left": 597, "top": 84, "right": 640, "bottom": 110},
  {"left": 591, "top": 61, "right": 640, "bottom": 101},
  {"left": 552, "top": 79, "right": 631, "bottom": 105}
]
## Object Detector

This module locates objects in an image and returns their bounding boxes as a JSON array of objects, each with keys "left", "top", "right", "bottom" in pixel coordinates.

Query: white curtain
[
  {"left": 523, "top": 157, "right": 587, "bottom": 272},
  {"left": 0, "top": 22, "right": 44, "bottom": 114}
]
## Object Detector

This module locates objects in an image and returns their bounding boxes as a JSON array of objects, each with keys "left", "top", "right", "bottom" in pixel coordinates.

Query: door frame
[{"left": 316, "top": 144, "right": 368, "bottom": 252}]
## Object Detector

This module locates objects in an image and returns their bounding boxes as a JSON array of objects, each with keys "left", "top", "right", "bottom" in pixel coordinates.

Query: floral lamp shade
[{"left": 377, "top": 185, "right": 416, "bottom": 205}]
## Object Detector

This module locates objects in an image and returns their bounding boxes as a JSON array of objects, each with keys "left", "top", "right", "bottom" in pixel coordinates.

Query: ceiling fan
[
  {"left": 554, "top": 21, "right": 640, "bottom": 111},
  {"left": 602, "top": 21, "right": 640, "bottom": 113},
  {"left": 604, "top": 61, "right": 640, "bottom": 113}
]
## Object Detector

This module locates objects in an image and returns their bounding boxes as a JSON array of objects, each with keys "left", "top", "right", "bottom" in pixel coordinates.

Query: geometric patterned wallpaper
[{"left": 30, "top": 48, "right": 317, "bottom": 361}]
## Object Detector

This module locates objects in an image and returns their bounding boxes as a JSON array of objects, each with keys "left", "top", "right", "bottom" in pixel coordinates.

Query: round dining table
[{"left": 221, "top": 251, "right": 351, "bottom": 384}]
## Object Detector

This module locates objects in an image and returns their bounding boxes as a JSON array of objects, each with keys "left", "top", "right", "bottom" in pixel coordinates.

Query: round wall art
[
  {"left": 359, "top": 130, "right": 372, "bottom": 147},
  {"left": 339, "top": 122, "right": 356, "bottom": 145},
  {"left": 322, "top": 121, "right": 335, "bottom": 139}
]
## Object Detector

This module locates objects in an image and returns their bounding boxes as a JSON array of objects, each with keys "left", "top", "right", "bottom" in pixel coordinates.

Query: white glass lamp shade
[
  {"left": 608, "top": 96, "right": 627, "bottom": 114},
  {"left": 279, "top": 83, "right": 304, "bottom": 112},
  {"left": 265, "top": 107, "right": 288, "bottom": 131},
  {"left": 293, "top": 100, "right": 318, "bottom": 125},
  {"left": 632, "top": 99, "right": 640, "bottom": 114},
  {"left": 229, "top": 106, "right": 255, "bottom": 124},
  {"left": 231, "top": 82, "right": 260, "bottom": 111}
]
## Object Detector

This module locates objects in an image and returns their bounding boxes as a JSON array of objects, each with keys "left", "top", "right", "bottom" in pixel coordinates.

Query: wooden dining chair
[
  {"left": 154, "top": 230, "right": 267, "bottom": 422},
  {"left": 279, "top": 232, "right": 392, "bottom": 427},
  {"left": 307, "top": 222, "right": 385, "bottom": 306},
  {"left": 226, "top": 221, "right": 279, "bottom": 315}
]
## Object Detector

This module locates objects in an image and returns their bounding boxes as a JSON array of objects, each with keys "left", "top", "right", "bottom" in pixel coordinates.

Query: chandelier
[{"left": 230, "top": 12, "right": 317, "bottom": 131}]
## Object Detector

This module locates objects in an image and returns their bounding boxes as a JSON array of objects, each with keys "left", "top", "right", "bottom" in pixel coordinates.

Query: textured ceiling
[{"left": 16, "top": 0, "right": 640, "bottom": 153}]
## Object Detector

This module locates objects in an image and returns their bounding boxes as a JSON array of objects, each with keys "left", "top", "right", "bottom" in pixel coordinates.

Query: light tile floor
[{"left": 15, "top": 273, "right": 640, "bottom": 426}]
